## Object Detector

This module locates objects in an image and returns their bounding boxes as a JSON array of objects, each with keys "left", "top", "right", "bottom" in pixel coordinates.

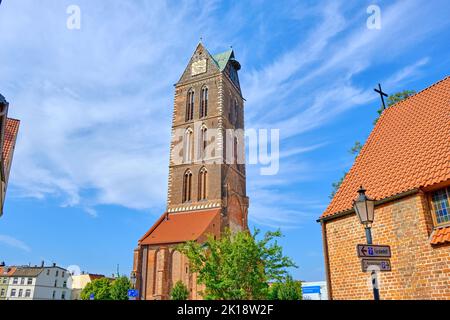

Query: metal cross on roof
[{"left": 374, "top": 83, "right": 389, "bottom": 110}]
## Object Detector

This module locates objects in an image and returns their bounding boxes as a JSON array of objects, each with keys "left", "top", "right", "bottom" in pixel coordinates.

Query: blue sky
[{"left": 0, "top": 0, "right": 449, "bottom": 281}]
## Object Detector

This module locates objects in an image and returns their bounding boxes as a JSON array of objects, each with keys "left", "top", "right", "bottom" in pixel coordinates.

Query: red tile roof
[
  {"left": 3, "top": 118, "right": 20, "bottom": 169},
  {"left": 139, "top": 209, "right": 220, "bottom": 245},
  {"left": 322, "top": 76, "right": 450, "bottom": 219},
  {"left": 0, "top": 266, "right": 17, "bottom": 276},
  {"left": 430, "top": 226, "right": 450, "bottom": 245}
]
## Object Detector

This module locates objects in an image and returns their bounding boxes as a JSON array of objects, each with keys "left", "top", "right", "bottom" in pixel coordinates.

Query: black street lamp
[
  {"left": 353, "top": 186, "right": 375, "bottom": 244},
  {"left": 353, "top": 186, "right": 380, "bottom": 300}
]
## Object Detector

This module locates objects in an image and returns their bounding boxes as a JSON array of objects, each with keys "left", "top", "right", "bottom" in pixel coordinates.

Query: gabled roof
[
  {"left": 139, "top": 209, "right": 220, "bottom": 245},
  {"left": 322, "top": 76, "right": 450, "bottom": 219}
]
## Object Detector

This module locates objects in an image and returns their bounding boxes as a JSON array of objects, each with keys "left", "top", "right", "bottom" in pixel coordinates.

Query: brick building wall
[{"left": 324, "top": 192, "right": 450, "bottom": 300}]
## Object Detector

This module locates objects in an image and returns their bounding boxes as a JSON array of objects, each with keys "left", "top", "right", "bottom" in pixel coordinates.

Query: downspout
[{"left": 321, "top": 220, "right": 333, "bottom": 300}]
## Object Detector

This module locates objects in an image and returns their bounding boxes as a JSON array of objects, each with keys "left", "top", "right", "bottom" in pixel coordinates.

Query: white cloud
[
  {"left": 0, "top": 235, "right": 31, "bottom": 253},
  {"left": 1, "top": 1, "right": 222, "bottom": 213},
  {"left": 0, "top": 0, "right": 447, "bottom": 227}
]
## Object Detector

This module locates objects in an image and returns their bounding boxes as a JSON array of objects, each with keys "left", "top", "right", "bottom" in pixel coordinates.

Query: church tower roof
[{"left": 212, "top": 49, "right": 240, "bottom": 72}]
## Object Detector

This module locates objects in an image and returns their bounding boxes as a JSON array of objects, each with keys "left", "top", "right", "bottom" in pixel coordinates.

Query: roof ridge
[
  {"left": 357, "top": 74, "right": 450, "bottom": 163},
  {"left": 385, "top": 75, "right": 450, "bottom": 110},
  {"left": 6, "top": 117, "right": 20, "bottom": 122}
]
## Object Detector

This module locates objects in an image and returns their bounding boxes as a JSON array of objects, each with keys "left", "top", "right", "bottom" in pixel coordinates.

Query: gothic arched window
[
  {"left": 186, "top": 89, "right": 194, "bottom": 121},
  {"left": 200, "top": 126, "right": 207, "bottom": 159},
  {"left": 233, "top": 136, "right": 238, "bottom": 164},
  {"left": 200, "top": 86, "right": 208, "bottom": 118},
  {"left": 183, "top": 169, "right": 193, "bottom": 203},
  {"left": 198, "top": 167, "right": 207, "bottom": 201},
  {"left": 184, "top": 128, "right": 193, "bottom": 163}
]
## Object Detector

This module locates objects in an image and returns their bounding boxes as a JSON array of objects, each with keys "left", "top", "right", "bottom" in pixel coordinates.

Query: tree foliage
[
  {"left": 110, "top": 276, "right": 131, "bottom": 300},
  {"left": 268, "top": 275, "right": 302, "bottom": 300},
  {"left": 80, "top": 276, "right": 131, "bottom": 300},
  {"left": 177, "top": 228, "right": 297, "bottom": 300},
  {"left": 170, "top": 280, "right": 189, "bottom": 300},
  {"left": 80, "top": 278, "right": 112, "bottom": 300}
]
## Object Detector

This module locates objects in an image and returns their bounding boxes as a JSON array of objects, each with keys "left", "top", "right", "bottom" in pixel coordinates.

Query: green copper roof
[{"left": 212, "top": 49, "right": 234, "bottom": 72}]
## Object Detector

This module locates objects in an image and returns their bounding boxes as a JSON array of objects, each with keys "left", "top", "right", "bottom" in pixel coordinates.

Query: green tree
[
  {"left": 178, "top": 229, "right": 297, "bottom": 300},
  {"left": 170, "top": 280, "right": 189, "bottom": 300},
  {"left": 80, "top": 278, "right": 112, "bottom": 300},
  {"left": 268, "top": 275, "right": 302, "bottom": 300},
  {"left": 330, "top": 90, "right": 416, "bottom": 198},
  {"left": 110, "top": 276, "right": 131, "bottom": 300}
]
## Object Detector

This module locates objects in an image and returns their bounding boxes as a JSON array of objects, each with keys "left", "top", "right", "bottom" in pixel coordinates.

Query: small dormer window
[{"left": 431, "top": 187, "right": 450, "bottom": 226}]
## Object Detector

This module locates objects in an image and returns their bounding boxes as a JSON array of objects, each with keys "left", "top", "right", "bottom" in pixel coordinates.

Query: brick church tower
[{"left": 133, "top": 43, "right": 249, "bottom": 300}]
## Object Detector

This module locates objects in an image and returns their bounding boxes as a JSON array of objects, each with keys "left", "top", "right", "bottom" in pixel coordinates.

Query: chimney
[
  {"left": 41, "top": 261, "right": 45, "bottom": 267},
  {"left": 0, "top": 261, "right": 5, "bottom": 267},
  {"left": 52, "top": 263, "right": 56, "bottom": 267}
]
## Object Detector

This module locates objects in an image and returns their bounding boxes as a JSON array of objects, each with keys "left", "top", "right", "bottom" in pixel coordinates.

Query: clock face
[{"left": 191, "top": 59, "right": 207, "bottom": 76}]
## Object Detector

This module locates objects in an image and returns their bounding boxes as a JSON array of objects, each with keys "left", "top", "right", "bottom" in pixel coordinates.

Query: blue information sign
[
  {"left": 89, "top": 293, "right": 95, "bottom": 300},
  {"left": 302, "top": 286, "right": 321, "bottom": 294},
  {"left": 128, "top": 289, "right": 139, "bottom": 299}
]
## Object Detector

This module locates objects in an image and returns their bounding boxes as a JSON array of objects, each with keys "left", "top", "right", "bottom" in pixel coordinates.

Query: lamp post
[{"left": 353, "top": 186, "right": 380, "bottom": 300}]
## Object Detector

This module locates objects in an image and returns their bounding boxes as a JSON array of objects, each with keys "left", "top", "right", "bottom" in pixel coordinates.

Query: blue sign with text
[{"left": 302, "top": 286, "right": 321, "bottom": 294}]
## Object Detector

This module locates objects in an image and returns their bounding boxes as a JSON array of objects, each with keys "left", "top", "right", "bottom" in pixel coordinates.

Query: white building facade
[
  {"left": 6, "top": 264, "right": 72, "bottom": 300},
  {"left": 302, "top": 281, "right": 328, "bottom": 300}
]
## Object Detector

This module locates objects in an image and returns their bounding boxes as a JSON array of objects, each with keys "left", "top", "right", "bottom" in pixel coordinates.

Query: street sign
[
  {"left": 302, "top": 286, "right": 321, "bottom": 294},
  {"left": 361, "top": 259, "right": 391, "bottom": 272},
  {"left": 357, "top": 244, "right": 391, "bottom": 258},
  {"left": 128, "top": 289, "right": 139, "bottom": 300},
  {"left": 89, "top": 293, "right": 95, "bottom": 300}
]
